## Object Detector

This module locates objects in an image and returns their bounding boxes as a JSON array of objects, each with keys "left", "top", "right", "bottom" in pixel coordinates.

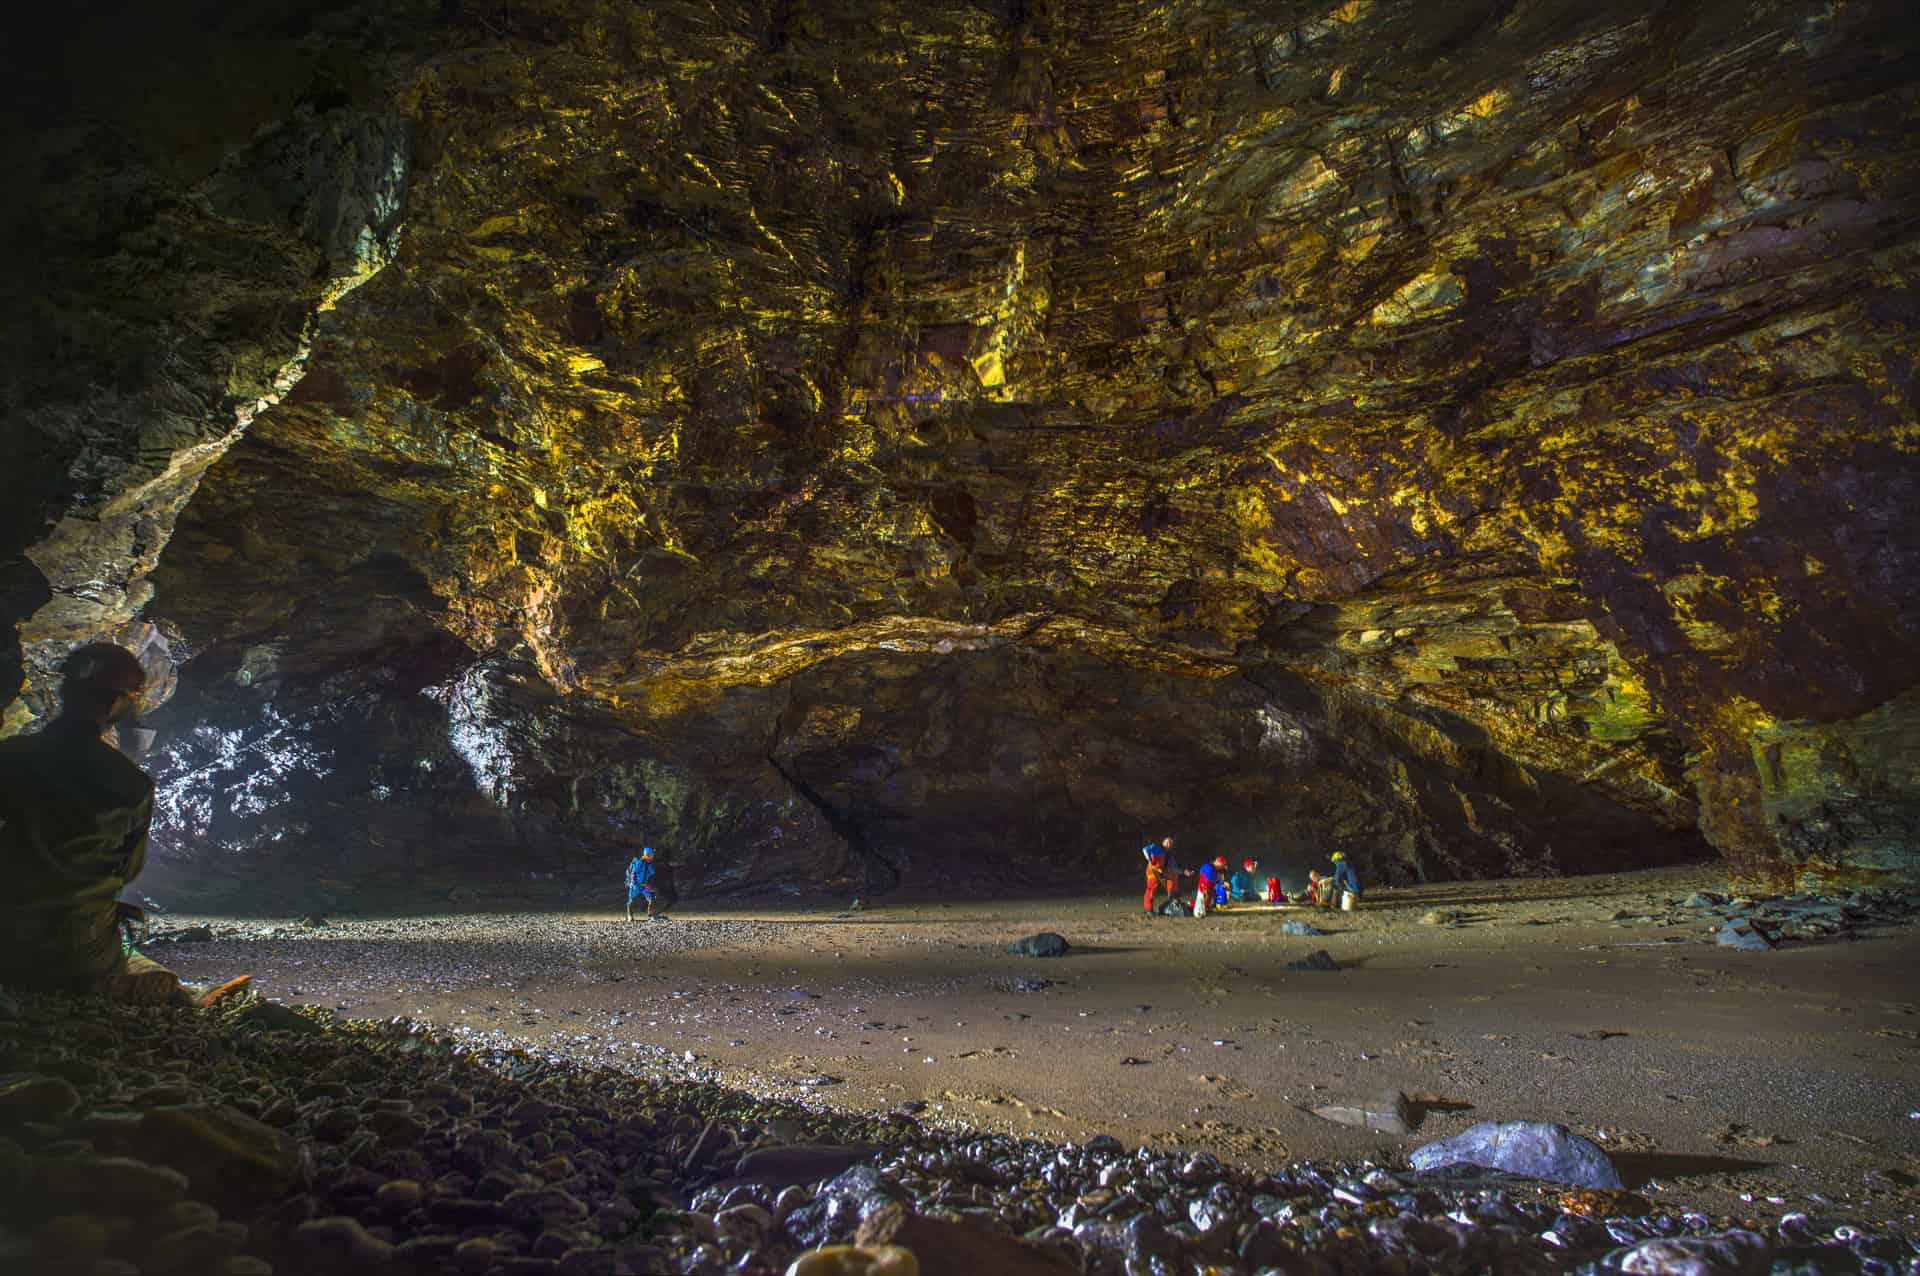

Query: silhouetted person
[{"left": 0, "top": 643, "right": 245, "bottom": 1007}]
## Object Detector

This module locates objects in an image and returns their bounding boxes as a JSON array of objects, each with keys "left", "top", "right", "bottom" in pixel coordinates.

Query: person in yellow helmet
[{"left": 1329, "top": 851, "right": 1362, "bottom": 902}]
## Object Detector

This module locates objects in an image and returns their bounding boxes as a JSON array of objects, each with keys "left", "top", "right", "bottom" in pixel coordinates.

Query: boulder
[
  {"left": 1007, "top": 933, "right": 1069, "bottom": 958},
  {"left": 1409, "top": 1120, "right": 1623, "bottom": 1189},
  {"left": 132, "top": 1104, "right": 309, "bottom": 1208}
]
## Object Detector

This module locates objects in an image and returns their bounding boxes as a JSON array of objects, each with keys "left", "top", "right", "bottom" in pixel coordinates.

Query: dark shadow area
[
  {"left": 1610, "top": 1151, "right": 1774, "bottom": 1190},
  {"left": 1407, "top": 1097, "right": 1477, "bottom": 1126},
  {"left": 0, "top": 557, "right": 52, "bottom": 722}
]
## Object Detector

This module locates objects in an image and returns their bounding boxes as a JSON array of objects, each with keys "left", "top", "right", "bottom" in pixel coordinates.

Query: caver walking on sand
[{"left": 625, "top": 846, "right": 658, "bottom": 920}]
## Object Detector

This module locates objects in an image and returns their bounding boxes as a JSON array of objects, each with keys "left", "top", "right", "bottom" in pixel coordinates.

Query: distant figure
[
  {"left": 1141, "top": 835, "right": 1179, "bottom": 914},
  {"left": 1229, "top": 858, "right": 1262, "bottom": 902},
  {"left": 0, "top": 644, "right": 247, "bottom": 1007},
  {"left": 1330, "top": 851, "right": 1362, "bottom": 903},
  {"left": 625, "top": 846, "right": 657, "bottom": 920},
  {"left": 1306, "top": 868, "right": 1332, "bottom": 907},
  {"left": 1209, "top": 856, "right": 1231, "bottom": 908}
]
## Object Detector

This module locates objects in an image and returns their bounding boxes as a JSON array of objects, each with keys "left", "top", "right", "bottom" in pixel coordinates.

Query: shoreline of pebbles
[{"left": 1, "top": 987, "right": 1914, "bottom": 1276}]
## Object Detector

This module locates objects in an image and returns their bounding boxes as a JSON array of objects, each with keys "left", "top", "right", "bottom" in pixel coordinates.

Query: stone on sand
[
  {"left": 1715, "top": 919, "right": 1775, "bottom": 951},
  {"left": 1007, "top": 933, "right": 1070, "bottom": 958},
  {"left": 1310, "top": 1091, "right": 1416, "bottom": 1135},
  {"left": 1410, "top": 1120, "right": 1623, "bottom": 1189}
]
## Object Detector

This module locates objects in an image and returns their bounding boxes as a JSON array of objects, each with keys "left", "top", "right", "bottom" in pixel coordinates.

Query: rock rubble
[{"left": 0, "top": 987, "right": 1910, "bottom": 1275}]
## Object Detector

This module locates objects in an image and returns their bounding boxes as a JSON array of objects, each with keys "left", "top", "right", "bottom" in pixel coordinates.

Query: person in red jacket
[{"left": 1194, "top": 858, "right": 1224, "bottom": 916}]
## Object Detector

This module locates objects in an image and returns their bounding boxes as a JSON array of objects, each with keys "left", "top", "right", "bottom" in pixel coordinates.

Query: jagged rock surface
[
  {"left": 9, "top": 0, "right": 1920, "bottom": 899},
  {"left": 0, "top": 2, "right": 428, "bottom": 731}
]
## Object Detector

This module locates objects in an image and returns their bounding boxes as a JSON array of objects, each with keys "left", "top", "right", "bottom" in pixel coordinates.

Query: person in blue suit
[{"left": 625, "top": 847, "right": 657, "bottom": 920}]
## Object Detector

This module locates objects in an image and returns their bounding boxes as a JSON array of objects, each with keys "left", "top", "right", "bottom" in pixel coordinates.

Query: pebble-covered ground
[
  {"left": 10, "top": 867, "right": 1912, "bottom": 1274},
  {"left": 2, "top": 983, "right": 1916, "bottom": 1276}
]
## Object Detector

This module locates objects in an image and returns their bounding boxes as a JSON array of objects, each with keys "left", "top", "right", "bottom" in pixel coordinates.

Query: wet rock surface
[
  {"left": 0, "top": 983, "right": 1910, "bottom": 1276},
  {"left": 1680, "top": 889, "right": 1920, "bottom": 949}
]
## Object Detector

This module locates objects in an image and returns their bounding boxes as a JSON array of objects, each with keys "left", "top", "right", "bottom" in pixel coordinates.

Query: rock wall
[
  {"left": 11, "top": 0, "right": 1920, "bottom": 900},
  {"left": 0, "top": 1, "right": 427, "bottom": 730}
]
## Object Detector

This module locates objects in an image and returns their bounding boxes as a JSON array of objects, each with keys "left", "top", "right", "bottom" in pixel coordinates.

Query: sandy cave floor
[{"left": 155, "top": 864, "right": 1920, "bottom": 1233}]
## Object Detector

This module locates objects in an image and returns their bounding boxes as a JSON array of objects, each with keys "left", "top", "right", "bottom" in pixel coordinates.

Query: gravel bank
[{"left": 1, "top": 983, "right": 1914, "bottom": 1276}]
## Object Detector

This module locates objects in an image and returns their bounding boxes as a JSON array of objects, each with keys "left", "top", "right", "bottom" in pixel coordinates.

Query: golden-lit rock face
[{"left": 13, "top": 0, "right": 1920, "bottom": 899}]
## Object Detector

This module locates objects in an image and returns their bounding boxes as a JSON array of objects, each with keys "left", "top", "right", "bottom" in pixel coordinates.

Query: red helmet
[{"left": 1243, "top": 859, "right": 1257, "bottom": 870}]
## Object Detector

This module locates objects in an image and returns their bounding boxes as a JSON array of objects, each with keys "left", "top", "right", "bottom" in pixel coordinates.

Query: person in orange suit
[{"left": 1143, "top": 849, "right": 1169, "bottom": 913}]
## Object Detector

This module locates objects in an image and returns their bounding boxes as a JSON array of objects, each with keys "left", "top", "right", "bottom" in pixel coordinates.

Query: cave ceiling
[{"left": 5, "top": 0, "right": 1919, "bottom": 903}]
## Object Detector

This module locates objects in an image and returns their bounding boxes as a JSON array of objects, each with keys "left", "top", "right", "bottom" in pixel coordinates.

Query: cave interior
[{"left": 4, "top": 0, "right": 1918, "bottom": 912}]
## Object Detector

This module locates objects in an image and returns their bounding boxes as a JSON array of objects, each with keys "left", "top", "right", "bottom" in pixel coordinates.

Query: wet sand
[{"left": 160, "top": 864, "right": 1920, "bottom": 1231}]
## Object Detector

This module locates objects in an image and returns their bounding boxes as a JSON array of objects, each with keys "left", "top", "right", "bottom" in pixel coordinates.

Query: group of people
[
  {"left": 1140, "top": 835, "right": 1362, "bottom": 917},
  {"left": 4, "top": 641, "right": 1383, "bottom": 1012}
]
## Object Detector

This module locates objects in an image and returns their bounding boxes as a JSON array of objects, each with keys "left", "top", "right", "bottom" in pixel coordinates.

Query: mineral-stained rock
[{"left": 6, "top": 0, "right": 1919, "bottom": 898}]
